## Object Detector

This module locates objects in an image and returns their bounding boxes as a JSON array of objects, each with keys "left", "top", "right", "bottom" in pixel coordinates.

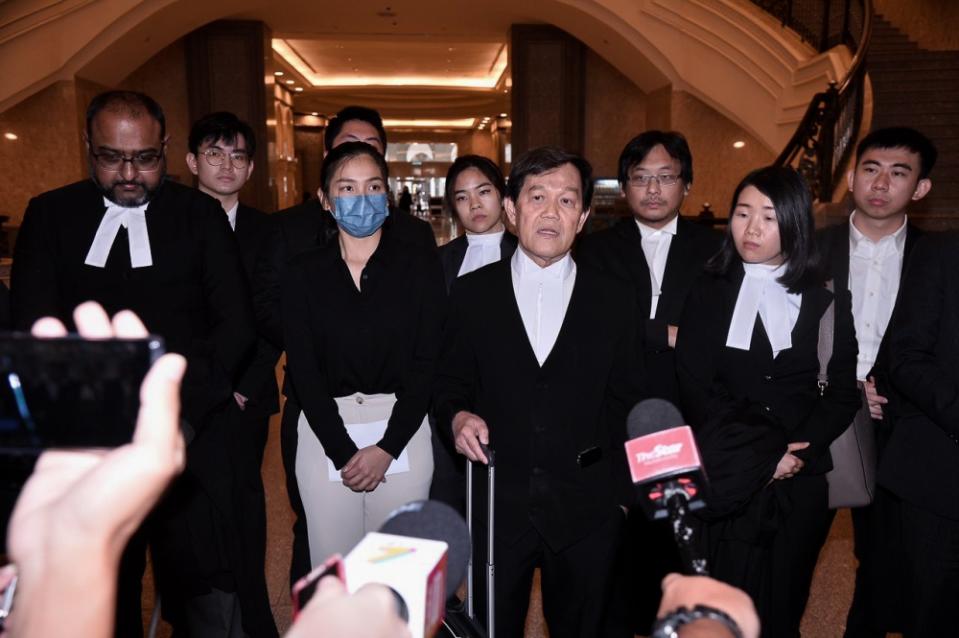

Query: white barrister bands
[
  {"left": 457, "top": 230, "right": 504, "bottom": 277},
  {"left": 726, "top": 262, "right": 801, "bottom": 357},
  {"left": 637, "top": 215, "right": 678, "bottom": 319},
  {"left": 85, "top": 197, "right": 153, "bottom": 268}
]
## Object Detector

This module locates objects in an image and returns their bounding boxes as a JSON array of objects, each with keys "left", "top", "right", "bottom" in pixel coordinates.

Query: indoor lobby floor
[{"left": 141, "top": 214, "right": 893, "bottom": 637}]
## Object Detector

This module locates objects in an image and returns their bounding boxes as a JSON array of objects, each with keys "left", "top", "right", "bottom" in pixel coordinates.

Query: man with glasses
[
  {"left": 183, "top": 111, "right": 280, "bottom": 637},
  {"left": 11, "top": 91, "right": 255, "bottom": 637},
  {"left": 576, "top": 130, "right": 720, "bottom": 635}
]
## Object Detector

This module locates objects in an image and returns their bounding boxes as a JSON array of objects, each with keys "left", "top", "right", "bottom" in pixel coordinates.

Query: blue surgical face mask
[{"left": 331, "top": 193, "right": 389, "bottom": 238}]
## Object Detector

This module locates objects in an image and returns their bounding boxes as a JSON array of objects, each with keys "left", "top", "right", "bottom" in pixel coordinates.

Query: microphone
[
  {"left": 341, "top": 500, "right": 471, "bottom": 638},
  {"left": 625, "top": 398, "right": 709, "bottom": 575}
]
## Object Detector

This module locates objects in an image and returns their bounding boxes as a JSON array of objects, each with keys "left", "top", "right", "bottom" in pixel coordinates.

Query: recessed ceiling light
[
  {"left": 311, "top": 112, "right": 319, "bottom": 116},
  {"left": 733, "top": 140, "right": 746, "bottom": 149},
  {"left": 274, "top": 71, "right": 284, "bottom": 76},
  {"left": 3, "top": 132, "right": 17, "bottom": 141},
  {"left": 294, "top": 87, "right": 304, "bottom": 92},
  {"left": 499, "top": 113, "right": 508, "bottom": 117},
  {"left": 285, "top": 79, "right": 295, "bottom": 85}
]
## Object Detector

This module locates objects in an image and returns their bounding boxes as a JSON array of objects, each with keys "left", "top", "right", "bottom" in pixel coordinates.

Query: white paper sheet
[{"left": 327, "top": 418, "right": 411, "bottom": 482}]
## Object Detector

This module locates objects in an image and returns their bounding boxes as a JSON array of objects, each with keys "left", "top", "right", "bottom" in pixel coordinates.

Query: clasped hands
[{"left": 341, "top": 445, "right": 393, "bottom": 492}]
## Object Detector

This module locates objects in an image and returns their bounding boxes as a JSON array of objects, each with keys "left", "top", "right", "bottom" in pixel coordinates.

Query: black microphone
[{"left": 625, "top": 398, "right": 709, "bottom": 575}]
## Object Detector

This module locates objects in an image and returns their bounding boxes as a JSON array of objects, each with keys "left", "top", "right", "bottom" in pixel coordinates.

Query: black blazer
[
  {"left": 437, "top": 231, "right": 519, "bottom": 291},
  {"left": 234, "top": 204, "right": 281, "bottom": 416},
  {"left": 880, "top": 233, "right": 959, "bottom": 520},
  {"left": 577, "top": 216, "right": 721, "bottom": 402},
  {"left": 676, "top": 265, "right": 861, "bottom": 474},
  {"left": 434, "top": 259, "right": 644, "bottom": 551},
  {"left": 11, "top": 179, "right": 255, "bottom": 425},
  {"left": 253, "top": 200, "right": 437, "bottom": 350},
  {"left": 817, "top": 220, "right": 922, "bottom": 396}
]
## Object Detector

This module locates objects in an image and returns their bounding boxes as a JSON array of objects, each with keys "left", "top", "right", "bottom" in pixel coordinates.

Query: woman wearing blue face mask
[{"left": 281, "top": 142, "right": 447, "bottom": 565}]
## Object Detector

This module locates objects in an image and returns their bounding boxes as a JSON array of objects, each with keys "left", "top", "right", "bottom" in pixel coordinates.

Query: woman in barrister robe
[
  {"left": 676, "top": 166, "right": 860, "bottom": 637},
  {"left": 281, "top": 142, "right": 446, "bottom": 565}
]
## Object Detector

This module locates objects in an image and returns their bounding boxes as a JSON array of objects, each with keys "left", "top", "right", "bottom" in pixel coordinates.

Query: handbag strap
[{"left": 817, "top": 279, "right": 836, "bottom": 395}]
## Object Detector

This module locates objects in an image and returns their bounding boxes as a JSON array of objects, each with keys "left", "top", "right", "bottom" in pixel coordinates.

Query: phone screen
[{"left": 0, "top": 334, "right": 164, "bottom": 455}]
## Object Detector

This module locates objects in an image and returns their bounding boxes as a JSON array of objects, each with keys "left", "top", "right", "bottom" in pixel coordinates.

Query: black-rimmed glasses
[{"left": 90, "top": 148, "right": 164, "bottom": 172}]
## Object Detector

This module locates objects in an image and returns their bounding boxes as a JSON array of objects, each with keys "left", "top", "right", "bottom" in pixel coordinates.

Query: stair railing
[{"left": 756, "top": 0, "right": 873, "bottom": 201}]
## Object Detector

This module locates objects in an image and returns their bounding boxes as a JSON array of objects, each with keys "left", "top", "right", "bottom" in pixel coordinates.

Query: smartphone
[
  {"left": 291, "top": 554, "right": 344, "bottom": 619},
  {"left": 0, "top": 334, "right": 164, "bottom": 455}
]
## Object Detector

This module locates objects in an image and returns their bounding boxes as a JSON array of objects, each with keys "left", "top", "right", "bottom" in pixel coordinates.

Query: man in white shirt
[
  {"left": 819, "top": 126, "right": 934, "bottom": 638},
  {"left": 436, "top": 146, "right": 643, "bottom": 638}
]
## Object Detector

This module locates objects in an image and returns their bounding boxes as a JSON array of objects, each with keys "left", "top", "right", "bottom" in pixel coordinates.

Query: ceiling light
[
  {"left": 285, "top": 79, "right": 295, "bottom": 85},
  {"left": 499, "top": 113, "right": 508, "bottom": 117},
  {"left": 274, "top": 71, "right": 284, "bottom": 76},
  {"left": 311, "top": 112, "right": 319, "bottom": 116},
  {"left": 3, "top": 132, "right": 17, "bottom": 140},
  {"left": 382, "top": 118, "right": 477, "bottom": 129},
  {"left": 294, "top": 87, "right": 304, "bottom": 92},
  {"left": 733, "top": 140, "right": 746, "bottom": 149}
]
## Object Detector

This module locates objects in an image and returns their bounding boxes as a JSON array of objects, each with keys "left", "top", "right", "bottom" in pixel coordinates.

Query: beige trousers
[{"left": 295, "top": 392, "right": 433, "bottom": 567}]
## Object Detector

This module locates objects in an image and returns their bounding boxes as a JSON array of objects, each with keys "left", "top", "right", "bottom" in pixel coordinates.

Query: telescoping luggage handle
[{"left": 466, "top": 443, "right": 495, "bottom": 638}]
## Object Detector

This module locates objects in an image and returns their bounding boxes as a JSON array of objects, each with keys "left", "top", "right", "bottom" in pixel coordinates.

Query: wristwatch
[{"left": 651, "top": 604, "right": 744, "bottom": 638}]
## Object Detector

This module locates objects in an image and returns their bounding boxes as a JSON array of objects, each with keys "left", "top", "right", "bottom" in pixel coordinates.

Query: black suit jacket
[
  {"left": 253, "top": 200, "right": 436, "bottom": 350},
  {"left": 234, "top": 204, "right": 281, "bottom": 416},
  {"left": 880, "top": 233, "right": 959, "bottom": 520},
  {"left": 676, "top": 265, "right": 861, "bottom": 474},
  {"left": 434, "top": 259, "right": 644, "bottom": 551},
  {"left": 11, "top": 179, "right": 255, "bottom": 426},
  {"left": 437, "top": 231, "right": 519, "bottom": 291},
  {"left": 576, "top": 216, "right": 721, "bottom": 402}
]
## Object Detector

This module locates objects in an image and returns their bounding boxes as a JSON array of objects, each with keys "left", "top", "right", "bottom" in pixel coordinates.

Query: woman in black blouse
[
  {"left": 281, "top": 142, "right": 446, "bottom": 564},
  {"left": 675, "top": 166, "right": 860, "bottom": 636}
]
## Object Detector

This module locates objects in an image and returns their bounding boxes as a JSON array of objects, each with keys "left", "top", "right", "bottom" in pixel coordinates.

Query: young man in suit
[
  {"left": 576, "top": 131, "right": 720, "bottom": 632},
  {"left": 819, "top": 127, "right": 933, "bottom": 638},
  {"left": 11, "top": 91, "right": 255, "bottom": 637},
  {"left": 436, "top": 146, "right": 643, "bottom": 638},
  {"left": 185, "top": 111, "right": 279, "bottom": 637},
  {"left": 252, "top": 104, "right": 437, "bottom": 584},
  {"left": 882, "top": 231, "right": 959, "bottom": 636}
]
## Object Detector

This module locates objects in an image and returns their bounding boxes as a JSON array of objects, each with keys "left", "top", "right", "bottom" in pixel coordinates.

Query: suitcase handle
[{"left": 465, "top": 444, "right": 495, "bottom": 637}]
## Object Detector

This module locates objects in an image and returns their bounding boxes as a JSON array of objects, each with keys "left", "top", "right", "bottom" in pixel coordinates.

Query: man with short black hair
[
  {"left": 819, "top": 126, "right": 933, "bottom": 638},
  {"left": 186, "top": 111, "right": 279, "bottom": 637},
  {"left": 436, "top": 146, "right": 642, "bottom": 638},
  {"left": 576, "top": 130, "right": 720, "bottom": 633},
  {"left": 12, "top": 90, "right": 255, "bottom": 637}
]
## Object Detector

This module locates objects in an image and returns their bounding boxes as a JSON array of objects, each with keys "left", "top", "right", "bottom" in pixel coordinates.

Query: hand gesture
[{"left": 452, "top": 411, "right": 489, "bottom": 464}]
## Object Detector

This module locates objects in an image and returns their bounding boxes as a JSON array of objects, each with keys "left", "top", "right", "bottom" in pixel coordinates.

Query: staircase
[{"left": 867, "top": 15, "right": 959, "bottom": 221}]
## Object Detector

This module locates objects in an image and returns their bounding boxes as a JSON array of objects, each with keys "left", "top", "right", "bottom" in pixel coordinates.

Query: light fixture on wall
[
  {"left": 274, "top": 71, "right": 284, "bottom": 76},
  {"left": 294, "top": 87, "right": 304, "bottom": 92},
  {"left": 733, "top": 140, "right": 746, "bottom": 149},
  {"left": 285, "top": 79, "right": 295, "bottom": 85},
  {"left": 3, "top": 132, "right": 17, "bottom": 141}
]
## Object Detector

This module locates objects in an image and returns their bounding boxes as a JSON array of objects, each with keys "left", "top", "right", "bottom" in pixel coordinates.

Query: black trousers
[
  {"left": 899, "top": 499, "right": 959, "bottom": 637},
  {"left": 843, "top": 487, "right": 906, "bottom": 637},
  {"left": 470, "top": 511, "right": 626, "bottom": 638}
]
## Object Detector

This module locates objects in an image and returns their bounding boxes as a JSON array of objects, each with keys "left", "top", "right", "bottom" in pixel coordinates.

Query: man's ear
[
  {"left": 504, "top": 197, "right": 518, "bottom": 227},
  {"left": 576, "top": 207, "right": 591, "bottom": 234},
  {"left": 913, "top": 178, "right": 932, "bottom": 201},
  {"left": 185, "top": 153, "right": 199, "bottom": 177},
  {"left": 847, "top": 168, "right": 856, "bottom": 192}
]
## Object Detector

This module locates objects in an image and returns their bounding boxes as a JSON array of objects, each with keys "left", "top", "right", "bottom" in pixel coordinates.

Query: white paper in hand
[{"left": 327, "top": 418, "right": 411, "bottom": 481}]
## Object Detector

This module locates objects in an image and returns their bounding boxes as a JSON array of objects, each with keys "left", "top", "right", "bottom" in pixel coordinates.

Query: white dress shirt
[
  {"left": 637, "top": 216, "right": 678, "bottom": 319},
  {"left": 511, "top": 248, "right": 577, "bottom": 366},
  {"left": 85, "top": 197, "right": 153, "bottom": 268},
  {"left": 225, "top": 201, "right": 238, "bottom": 231},
  {"left": 726, "top": 263, "right": 802, "bottom": 357},
  {"left": 848, "top": 211, "right": 907, "bottom": 380},
  {"left": 458, "top": 230, "right": 504, "bottom": 277}
]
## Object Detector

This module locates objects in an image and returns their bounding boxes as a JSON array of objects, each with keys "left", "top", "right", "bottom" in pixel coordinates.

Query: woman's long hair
[{"left": 706, "top": 166, "right": 820, "bottom": 293}]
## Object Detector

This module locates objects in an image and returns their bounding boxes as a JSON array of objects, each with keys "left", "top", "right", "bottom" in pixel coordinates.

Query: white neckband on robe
[
  {"left": 85, "top": 197, "right": 153, "bottom": 268},
  {"left": 458, "top": 230, "right": 504, "bottom": 277},
  {"left": 726, "top": 262, "right": 801, "bottom": 357}
]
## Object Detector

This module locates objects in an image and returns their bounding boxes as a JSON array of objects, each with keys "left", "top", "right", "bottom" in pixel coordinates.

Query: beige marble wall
[
  {"left": 670, "top": 91, "right": 776, "bottom": 217},
  {"left": 874, "top": 0, "right": 959, "bottom": 50},
  {"left": 0, "top": 81, "right": 86, "bottom": 225},
  {"left": 583, "top": 50, "right": 648, "bottom": 177},
  {"left": 117, "top": 39, "right": 191, "bottom": 184}
]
